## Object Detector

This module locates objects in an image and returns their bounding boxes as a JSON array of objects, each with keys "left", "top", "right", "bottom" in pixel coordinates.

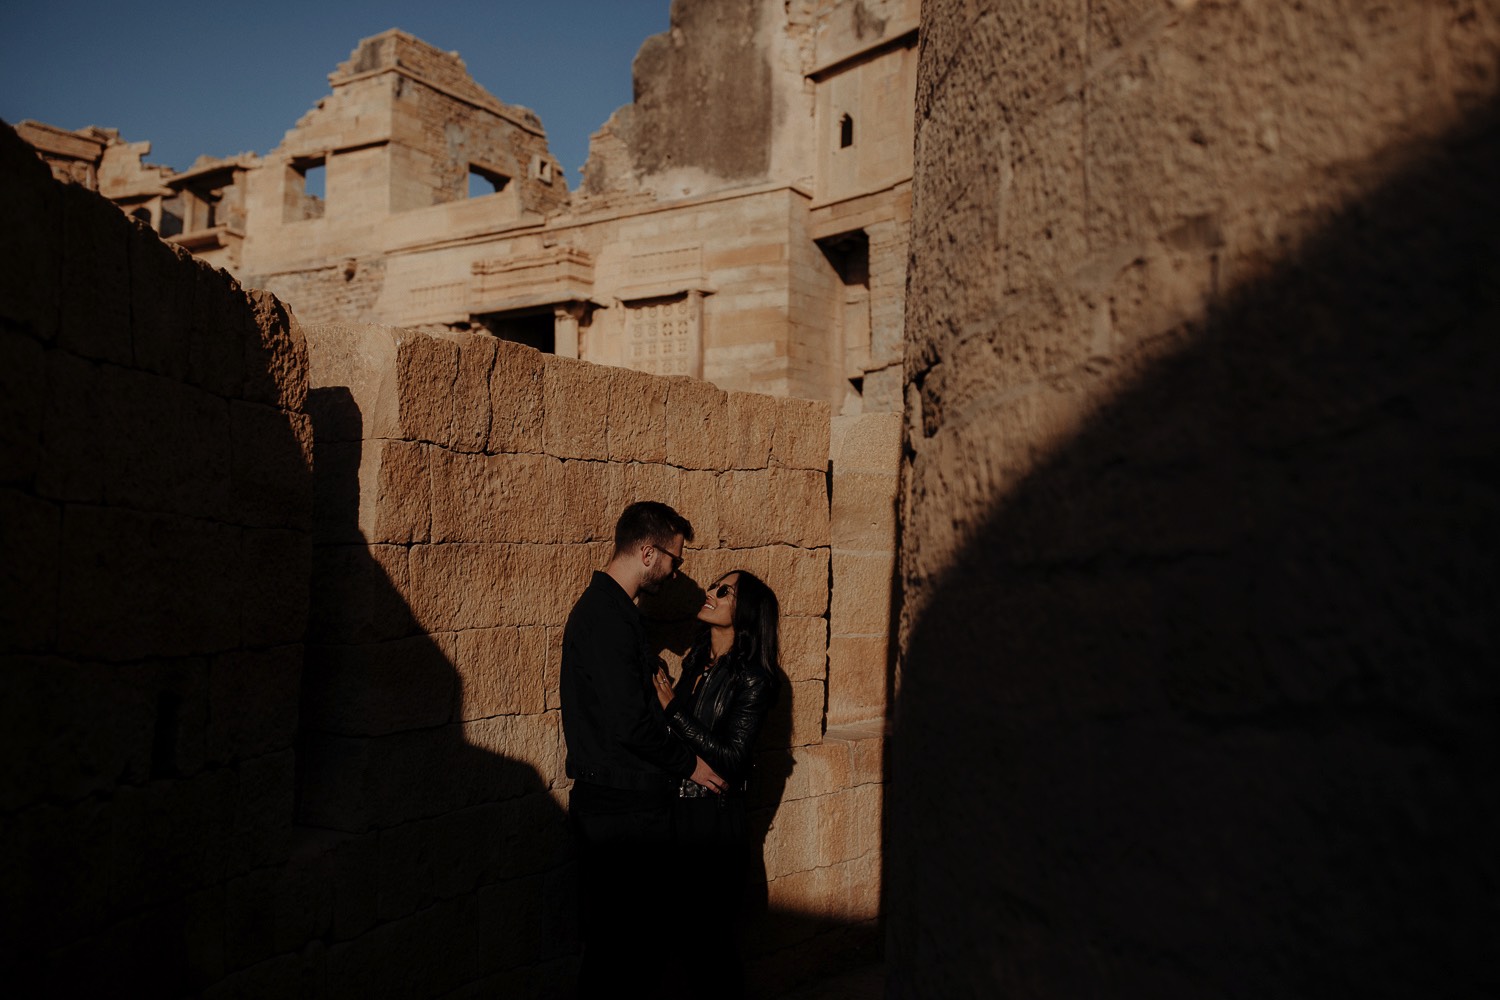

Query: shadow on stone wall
[
  {"left": 889, "top": 103, "right": 1500, "bottom": 995},
  {"left": 293, "top": 384, "right": 575, "bottom": 996},
  {"left": 0, "top": 118, "right": 317, "bottom": 993},
  {"left": 299, "top": 386, "right": 864, "bottom": 997}
]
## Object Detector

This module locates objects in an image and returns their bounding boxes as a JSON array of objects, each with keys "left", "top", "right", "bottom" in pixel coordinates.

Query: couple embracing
[{"left": 560, "top": 501, "right": 782, "bottom": 999}]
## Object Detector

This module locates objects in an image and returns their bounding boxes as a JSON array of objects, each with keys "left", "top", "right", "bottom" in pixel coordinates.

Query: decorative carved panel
[
  {"left": 625, "top": 292, "right": 702, "bottom": 378},
  {"left": 626, "top": 245, "right": 702, "bottom": 286},
  {"left": 470, "top": 246, "right": 594, "bottom": 313}
]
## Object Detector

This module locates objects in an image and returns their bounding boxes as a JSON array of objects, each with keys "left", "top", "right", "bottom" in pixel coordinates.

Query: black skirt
[{"left": 667, "top": 794, "right": 749, "bottom": 999}]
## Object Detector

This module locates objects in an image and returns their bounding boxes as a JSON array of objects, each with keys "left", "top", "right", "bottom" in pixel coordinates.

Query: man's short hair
[{"left": 613, "top": 501, "right": 693, "bottom": 556}]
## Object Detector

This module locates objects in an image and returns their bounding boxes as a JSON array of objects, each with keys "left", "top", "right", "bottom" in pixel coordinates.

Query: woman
[{"left": 652, "top": 569, "right": 780, "bottom": 997}]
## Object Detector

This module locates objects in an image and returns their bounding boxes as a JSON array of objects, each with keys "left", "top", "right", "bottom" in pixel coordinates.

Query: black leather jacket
[{"left": 665, "top": 652, "right": 777, "bottom": 797}]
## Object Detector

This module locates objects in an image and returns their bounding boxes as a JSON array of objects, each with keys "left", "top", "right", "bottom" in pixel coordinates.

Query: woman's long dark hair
[{"left": 684, "top": 570, "right": 781, "bottom": 683}]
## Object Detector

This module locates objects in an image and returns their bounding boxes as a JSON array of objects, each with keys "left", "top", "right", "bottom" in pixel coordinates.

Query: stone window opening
[
  {"left": 472, "top": 308, "right": 555, "bottom": 353},
  {"left": 300, "top": 160, "right": 326, "bottom": 200},
  {"left": 159, "top": 194, "right": 185, "bottom": 238},
  {"left": 182, "top": 188, "right": 220, "bottom": 233},
  {"left": 839, "top": 113, "right": 854, "bottom": 148},
  {"left": 818, "top": 230, "right": 872, "bottom": 413},
  {"left": 467, "top": 164, "right": 510, "bottom": 199},
  {"left": 284, "top": 156, "right": 326, "bottom": 222},
  {"left": 529, "top": 154, "right": 554, "bottom": 185}
]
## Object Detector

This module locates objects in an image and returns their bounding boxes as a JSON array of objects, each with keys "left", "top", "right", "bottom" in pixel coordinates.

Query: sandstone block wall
[
  {"left": 827, "top": 412, "right": 901, "bottom": 728},
  {"left": 0, "top": 123, "right": 314, "bottom": 989},
  {"left": 862, "top": 215, "right": 910, "bottom": 411},
  {"left": 811, "top": 0, "right": 919, "bottom": 207},
  {"left": 303, "top": 324, "right": 887, "bottom": 992},
  {"left": 891, "top": 2, "right": 1500, "bottom": 997}
]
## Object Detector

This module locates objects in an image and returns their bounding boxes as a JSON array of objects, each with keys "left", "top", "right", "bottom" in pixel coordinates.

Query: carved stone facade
[{"left": 16, "top": 1, "right": 918, "bottom": 414}]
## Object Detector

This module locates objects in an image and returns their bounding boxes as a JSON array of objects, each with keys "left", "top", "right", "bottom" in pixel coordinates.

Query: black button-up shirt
[{"left": 561, "top": 571, "right": 694, "bottom": 788}]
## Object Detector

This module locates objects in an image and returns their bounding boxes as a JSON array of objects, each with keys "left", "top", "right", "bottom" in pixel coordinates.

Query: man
[{"left": 560, "top": 501, "right": 724, "bottom": 994}]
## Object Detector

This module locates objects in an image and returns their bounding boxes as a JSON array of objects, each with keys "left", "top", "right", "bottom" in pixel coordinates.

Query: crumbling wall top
[
  {"left": 809, "top": 0, "right": 920, "bottom": 76},
  {"left": 579, "top": 0, "right": 796, "bottom": 199},
  {"left": 330, "top": 29, "right": 545, "bottom": 136},
  {"left": 15, "top": 119, "right": 174, "bottom": 199}
]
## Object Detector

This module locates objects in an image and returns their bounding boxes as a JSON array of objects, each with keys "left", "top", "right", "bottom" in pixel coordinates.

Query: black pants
[{"left": 570, "top": 781, "right": 675, "bottom": 998}]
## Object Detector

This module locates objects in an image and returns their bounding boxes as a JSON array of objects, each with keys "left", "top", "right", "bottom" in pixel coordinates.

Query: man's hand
[{"left": 690, "top": 756, "right": 726, "bottom": 794}]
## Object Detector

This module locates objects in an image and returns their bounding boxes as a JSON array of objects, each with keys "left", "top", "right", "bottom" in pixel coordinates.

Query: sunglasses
[
  {"left": 653, "top": 545, "right": 683, "bottom": 572},
  {"left": 709, "top": 583, "right": 736, "bottom": 599}
]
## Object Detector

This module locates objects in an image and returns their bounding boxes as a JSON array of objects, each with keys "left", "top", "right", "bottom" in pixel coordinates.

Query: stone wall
[
  {"left": 809, "top": 1, "right": 919, "bottom": 207},
  {"left": 890, "top": 1, "right": 1500, "bottom": 997},
  {"left": 827, "top": 412, "right": 901, "bottom": 729},
  {"left": 303, "top": 323, "right": 886, "bottom": 992},
  {"left": 0, "top": 123, "right": 314, "bottom": 990},
  {"left": 254, "top": 257, "right": 389, "bottom": 331},
  {"left": 862, "top": 215, "right": 909, "bottom": 410}
]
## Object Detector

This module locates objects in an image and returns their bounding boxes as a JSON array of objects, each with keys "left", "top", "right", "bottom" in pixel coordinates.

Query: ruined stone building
[
  {"left": 2, "top": 4, "right": 911, "bottom": 993},
  {"left": 15, "top": 119, "right": 254, "bottom": 275},
  {"left": 11, "top": 0, "right": 1493, "bottom": 995},
  {"left": 0, "top": 114, "right": 896, "bottom": 994},
  {"left": 19, "top": 0, "right": 918, "bottom": 415}
]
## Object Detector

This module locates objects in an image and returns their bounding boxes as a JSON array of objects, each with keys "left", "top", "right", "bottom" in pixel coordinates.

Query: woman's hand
[{"left": 652, "top": 666, "right": 675, "bottom": 710}]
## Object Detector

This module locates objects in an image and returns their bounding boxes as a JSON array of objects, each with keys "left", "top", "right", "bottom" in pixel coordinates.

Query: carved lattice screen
[{"left": 624, "top": 292, "right": 702, "bottom": 378}]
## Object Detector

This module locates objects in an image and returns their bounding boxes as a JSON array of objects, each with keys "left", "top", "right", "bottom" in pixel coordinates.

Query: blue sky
[{"left": 0, "top": 1, "right": 672, "bottom": 187}]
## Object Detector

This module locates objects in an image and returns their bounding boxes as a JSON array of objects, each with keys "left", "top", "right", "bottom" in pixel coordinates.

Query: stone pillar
[
  {"left": 863, "top": 216, "right": 909, "bottom": 412},
  {"left": 553, "top": 300, "right": 586, "bottom": 359},
  {"left": 827, "top": 411, "right": 902, "bottom": 728},
  {"left": 685, "top": 289, "right": 705, "bottom": 380}
]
